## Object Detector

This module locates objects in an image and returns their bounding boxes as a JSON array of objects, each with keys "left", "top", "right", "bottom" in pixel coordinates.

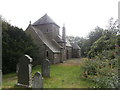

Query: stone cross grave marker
[
  {"left": 42, "top": 59, "right": 50, "bottom": 77},
  {"left": 32, "top": 72, "right": 43, "bottom": 88},
  {"left": 17, "top": 55, "right": 33, "bottom": 87}
]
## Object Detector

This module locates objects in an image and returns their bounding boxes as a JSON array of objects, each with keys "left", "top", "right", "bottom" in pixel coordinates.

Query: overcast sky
[{"left": 0, "top": 0, "right": 119, "bottom": 37}]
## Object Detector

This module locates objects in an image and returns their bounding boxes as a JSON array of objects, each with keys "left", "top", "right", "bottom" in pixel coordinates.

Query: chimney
[
  {"left": 62, "top": 24, "right": 66, "bottom": 61},
  {"left": 62, "top": 24, "right": 66, "bottom": 43}
]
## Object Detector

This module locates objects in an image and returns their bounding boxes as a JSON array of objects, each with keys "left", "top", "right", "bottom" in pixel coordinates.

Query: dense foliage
[
  {"left": 68, "top": 18, "right": 119, "bottom": 58},
  {"left": 67, "top": 26, "right": 104, "bottom": 57},
  {"left": 80, "top": 18, "right": 119, "bottom": 88},
  {"left": 68, "top": 18, "right": 119, "bottom": 88},
  {"left": 81, "top": 58, "right": 118, "bottom": 88},
  {"left": 2, "top": 20, "right": 40, "bottom": 74}
]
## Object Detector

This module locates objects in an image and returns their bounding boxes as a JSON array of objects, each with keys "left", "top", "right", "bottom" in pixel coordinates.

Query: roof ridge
[{"left": 32, "top": 14, "right": 59, "bottom": 27}]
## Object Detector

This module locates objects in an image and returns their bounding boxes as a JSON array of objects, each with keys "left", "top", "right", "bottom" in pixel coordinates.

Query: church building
[{"left": 25, "top": 14, "right": 80, "bottom": 64}]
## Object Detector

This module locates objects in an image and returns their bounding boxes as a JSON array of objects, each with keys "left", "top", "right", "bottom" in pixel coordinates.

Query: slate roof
[
  {"left": 26, "top": 14, "right": 80, "bottom": 52},
  {"left": 71, "top": 43, "right": 80, "bottom": 50},
  {"left": 66, "top": 38, "right": 72, "bottom": 47},
  {"left": 33, "top": 14, "right": 59, "bottom": 27},
  {"left": 56, "top": 35, "right": 63, "bottom": 42},
  {"left": 29, "top": 25, "right": 61, "bottom": 53}
]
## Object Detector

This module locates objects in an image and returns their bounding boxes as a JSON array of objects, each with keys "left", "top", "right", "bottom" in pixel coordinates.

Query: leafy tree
[
  {"left": 2, "top": 20, "right": 40, "bottom": 74},
  {"left": 88, "top": 18, "right": 119, "bottom": 58},
  {"left": 82, "top": 18, "right": 119, "bottom": 88},
  {"left": 87, "top": 26, "right": 104, "bottom": 46},
  {"left": 67, "top": 26, "right": 104, "bottom": 57},
  {"left": 67, "top": 36, "right": 89, "bottom": 57}
]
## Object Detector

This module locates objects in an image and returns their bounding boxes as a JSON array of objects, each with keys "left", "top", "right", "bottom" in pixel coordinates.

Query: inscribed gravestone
[
  {"left": 42, "top": 59, "right": 50, "bottom": 77},
  {"left": 17, "top": 55, "right": 33, "bottom": 87},
  {"left": 32, "top": 72, "right": 43, "bottom": 88}
]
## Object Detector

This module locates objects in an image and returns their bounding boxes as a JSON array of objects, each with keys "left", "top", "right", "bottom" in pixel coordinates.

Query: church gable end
[{"left": 25, "top": 14, "right": 81, "bottom": 64}]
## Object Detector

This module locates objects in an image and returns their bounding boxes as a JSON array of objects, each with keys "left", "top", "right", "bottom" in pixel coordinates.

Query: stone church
[{"left": 25, "top": 14, "right": 80, "bottom": 64}]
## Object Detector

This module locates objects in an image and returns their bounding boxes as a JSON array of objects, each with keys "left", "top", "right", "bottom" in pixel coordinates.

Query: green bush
[
  {"left": 88, "top": 35, "right": 116, "bottom": 58},
  {"left": 81, "top": 59, "right": 99, "bottom": 75},
  {"left": 93, "top": 69, "right": 118, "bottom": 88},
  {"left": 82, "top": 19, "right": 119, "bottom": 88},
  {"left": 81, "top": 57, "right": 118, "bottom": 88}
]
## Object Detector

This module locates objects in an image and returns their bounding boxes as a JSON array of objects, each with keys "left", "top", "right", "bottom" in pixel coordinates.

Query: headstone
[
  {"left": 32, "top": 72, "right": 43, "bottom": 88},
  {"left": 17, "top": 55, "right": 33, "bottom": 87},
  {"left": 42, "top": 59, "right": 50, "bottom": 77}
]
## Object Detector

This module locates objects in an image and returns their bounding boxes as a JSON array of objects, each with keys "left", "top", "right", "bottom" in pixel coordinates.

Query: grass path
[{"left": 3, "top": 58, "right": 94, "bottom": 88}]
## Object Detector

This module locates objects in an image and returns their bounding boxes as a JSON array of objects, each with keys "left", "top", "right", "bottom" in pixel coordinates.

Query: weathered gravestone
[
  {"left": 32, "top": 72, "right": 43, "bottom": 88},
  {"left": 42, "top": 59, "right": 50, "bottom": 77},
  {"left": 17, "top": 55, "right": 33, "bottom": 87}
]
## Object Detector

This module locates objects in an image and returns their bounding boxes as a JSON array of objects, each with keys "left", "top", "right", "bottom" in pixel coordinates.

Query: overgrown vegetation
[
  {"left": 80, "top": 18, "right": 119, "bottom": 88},
  {"left": 2, "top": 19, "right": 40, "bottom": 74},
  {"left": 67, "top": 18, "right": 119, "bottom": 88},
  {"left": 81, "top": 57, "right": 118, "bottom": 88}
]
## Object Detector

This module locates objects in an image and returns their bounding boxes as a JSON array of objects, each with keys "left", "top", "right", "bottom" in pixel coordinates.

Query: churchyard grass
[
  {"left": 2, "top": 58, "right": 95, "bottom": 88},
  {"left": 44, "top": 64, "right": 94, "bottom": 88},
  {"left": 3, "top": 73, "right": 17, "bottom": 88}
]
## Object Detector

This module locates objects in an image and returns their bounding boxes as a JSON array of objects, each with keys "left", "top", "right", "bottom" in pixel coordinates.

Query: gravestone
[
  {"left": 32, "top": 72, "right": 43, "bottom": 88},
  {"left": 42, "top": 59, "right": 50, "bottom": 77},
  {"left": 17, "top": 55, "right": 33, "bottom": 87}
]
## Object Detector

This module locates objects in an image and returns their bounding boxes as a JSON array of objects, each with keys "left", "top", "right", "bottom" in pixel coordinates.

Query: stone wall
[
  {"left": 53, "top": 53, "right": 61, "bottom": 64},
  {"left": 45, "top": 46, "right": 54, "bottom": 64},
  {"left": 45, "top": 46, "right": 60, "bottom": 64},
  {"left": 26, "top": 26, "right": 62, "bottom": 64},
  {"left": 72, "top": 49, "right": 80, "bottom": 58},
  {"left": 35, "top": 24, "right": 60, "bottom": 40},
  {"left": 66, "top": 47, "right": 72, "bottom": 59},
  {"left": 25, "top": 27, "right": 45, "bottom": 65}
]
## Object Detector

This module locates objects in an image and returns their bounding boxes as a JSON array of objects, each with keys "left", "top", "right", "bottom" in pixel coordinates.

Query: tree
[
  {"left": 67, "top": 36, "right": 90, "bottom": 57},
  {"left": 104, "top": 18, "right": 119, "bottom": 38},
  {"left": 2, "top": 20, "right": 40, "bottom": 74},
  {"left": 87, "top": 26, "right": 104, "bottom": 46},
  {"left": 88, "top": 18, "right": 119, "bottom": 58}
]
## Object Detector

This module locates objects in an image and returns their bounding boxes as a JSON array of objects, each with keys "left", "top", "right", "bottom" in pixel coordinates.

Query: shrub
[
  {"left": 81, "top": 59, "right": 99, "bottom": 76},
  {"left": 88, "top": 35, "right": 116, "bottom": 58},
  {"left": 81, "top": 58, "right": 118, "bottom": 88},
  {"left": 93, "top": 69, "right": 118, "bottom": 88}
]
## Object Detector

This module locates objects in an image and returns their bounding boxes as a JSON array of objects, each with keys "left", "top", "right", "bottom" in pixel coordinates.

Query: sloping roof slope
[
  {"left": 71, "top": 43, "right": 80, "bottom": 50},
  {"left": 30, "top": 25, "right": 61, "bottom": 53},
  {"left": 33, "top": 14, "right": 59, "bottom": 27},
  {"left": 66, "top": 38, "right": 72, "bottom": 47}
]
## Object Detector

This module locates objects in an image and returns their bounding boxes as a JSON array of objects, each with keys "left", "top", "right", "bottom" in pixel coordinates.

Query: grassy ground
[{"left": 2, "top": 58, "right": 95, "bottom": 88}]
